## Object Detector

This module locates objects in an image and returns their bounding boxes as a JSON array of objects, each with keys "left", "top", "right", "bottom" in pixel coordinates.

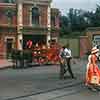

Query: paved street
[{"left": 0, "top": 58, "right": 100, "bottom": 100}]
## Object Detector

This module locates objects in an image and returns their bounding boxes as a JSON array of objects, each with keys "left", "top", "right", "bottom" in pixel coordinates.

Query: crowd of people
[
  {"left": 26, "top": 39, "right": 60, "bottom": 64},
  {"left": 26, "top": 39, "right": 100, "bottom": 90},
  {"left": 59, "top": 43, "right": 100, "bottom": 91}
]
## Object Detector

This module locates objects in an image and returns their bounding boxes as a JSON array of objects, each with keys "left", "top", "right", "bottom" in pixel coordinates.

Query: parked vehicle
[
  {"left": 32, "top": 42, "right": 60, "bottom": 65},
  {"left": 11, "top": 40, "right": 60, "bottom": 68}
]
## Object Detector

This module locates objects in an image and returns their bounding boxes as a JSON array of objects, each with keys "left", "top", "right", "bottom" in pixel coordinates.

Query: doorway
[
  {"left": 6, "top": 38, "right": 14, "bottom": 58},
  {"left": 23, "top": 34, "right": 46, "bottom": 49}
]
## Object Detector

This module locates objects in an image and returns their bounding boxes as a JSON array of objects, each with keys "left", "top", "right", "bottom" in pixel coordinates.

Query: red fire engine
[{"left": 26, "top": 40, "right": 60, "bottom": 65}]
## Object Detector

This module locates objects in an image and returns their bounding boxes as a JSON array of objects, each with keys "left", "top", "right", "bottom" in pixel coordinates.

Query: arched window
[{"left": 32, "top": 7, "right": 40, "bottom": 25}]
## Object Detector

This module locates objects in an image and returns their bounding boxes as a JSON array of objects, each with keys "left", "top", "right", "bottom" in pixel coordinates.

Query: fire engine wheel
[{"left": 38, "top": 56, "right": 48, "bottom": 65}]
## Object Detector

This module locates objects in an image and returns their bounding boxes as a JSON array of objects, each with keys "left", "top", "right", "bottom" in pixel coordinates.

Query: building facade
[
  {"left": 0, "top": 0, "right": 60, "bottom": 58},
  {"left": 80, "top": 27, "right": 100, "bottom": 57},
  {"left": 51, "top": 8, "right": 60, "bottom": 41},
  {"left": 86, "top": 27, "right": 100, "bottom": 48}
]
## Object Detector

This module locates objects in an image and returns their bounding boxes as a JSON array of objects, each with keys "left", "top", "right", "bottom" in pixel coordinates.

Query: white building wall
[
  {"left": 47, "top": 4, "right": 51, "bottom": 46},
  {"left": 17, "top": 2, "right": 23, "bottom": 50}
]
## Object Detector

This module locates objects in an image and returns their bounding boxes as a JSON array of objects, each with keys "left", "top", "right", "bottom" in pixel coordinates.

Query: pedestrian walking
[
  {"left": 59, "top": 46, "right": 66, "bottom": 79},
  {"left": 85, "top": 46, "right": 100, "bottom": 90},
  {"left": 64, "top": 44, "right": 75, "bottom": 79}
]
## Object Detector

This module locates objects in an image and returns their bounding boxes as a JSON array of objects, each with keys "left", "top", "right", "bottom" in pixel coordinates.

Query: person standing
[
  {"left": 64, "top": 44, "right": 75, "bottom": 79},
  {"left": 26, "top": 40, "right": 33, "bottom": 49},
  {"left": 85, "top": 46, "right": 100, "bottom": 88}
]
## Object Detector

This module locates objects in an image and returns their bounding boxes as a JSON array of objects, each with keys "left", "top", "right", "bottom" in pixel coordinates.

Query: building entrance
[
  {"left": 23, "top": 34, "right": 46, "bottom": 49},
  {"left": 6, "top": 38, "right": 14, "bottom": 58}
]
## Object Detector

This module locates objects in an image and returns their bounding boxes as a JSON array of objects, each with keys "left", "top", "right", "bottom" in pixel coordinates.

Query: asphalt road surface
[{"left": 0, "top": 59, "right": 100, "bottom": 100}]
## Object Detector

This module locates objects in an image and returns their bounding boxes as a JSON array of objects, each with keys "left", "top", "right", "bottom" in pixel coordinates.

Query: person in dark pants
[
  {"left": 59, "top": 46, "right": 66, "bottom": 79},
  {"left": 64, "top": 44, "right": 75, "bottom": 79}
]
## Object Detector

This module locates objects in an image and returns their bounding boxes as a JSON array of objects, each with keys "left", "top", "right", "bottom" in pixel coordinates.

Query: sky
[{"left": 51, "top": 0, "right": 100, "bottom": 15}]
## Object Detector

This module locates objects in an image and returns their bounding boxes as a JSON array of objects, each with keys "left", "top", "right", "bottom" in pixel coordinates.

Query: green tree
[
  {"left": 67, "top": 9, "right": 87, "bottom": 33},
  {"left": 93, "top": 4, "right": 100, "bottom": 26},
  {"left": 59, "top": 15, "right": 70, "bottom": 36},
  {"left": 83, "top": 4, "right": 100, "bottom": 27},
  {"left": 60, "top": 4, "right": 100, "bottom": 37}
]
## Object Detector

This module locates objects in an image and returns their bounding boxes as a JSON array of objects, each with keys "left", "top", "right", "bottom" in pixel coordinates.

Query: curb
[{"left": 0, "top": 65, "right": 12, "bottom": 70}]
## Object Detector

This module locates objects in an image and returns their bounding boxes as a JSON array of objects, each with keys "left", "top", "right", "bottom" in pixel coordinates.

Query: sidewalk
[
  {"left": 0, "top": 58, "right": 88, "bottom": 70},
  {"left": 0, "top": 59, "right": 13, "bottom": 69}
]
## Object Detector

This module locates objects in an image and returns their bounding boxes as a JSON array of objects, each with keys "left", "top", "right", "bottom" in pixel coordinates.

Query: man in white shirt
[
  {"left": 64, "top": 44, "right": 75, "bottom": 79},
  {"left": 59, "top": 46, "right": 66, "bottom": 79}
]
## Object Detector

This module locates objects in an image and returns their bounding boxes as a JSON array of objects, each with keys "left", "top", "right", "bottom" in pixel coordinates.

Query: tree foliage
[{"left": 60, "top": 4, "right": 100, "bottom": 37}]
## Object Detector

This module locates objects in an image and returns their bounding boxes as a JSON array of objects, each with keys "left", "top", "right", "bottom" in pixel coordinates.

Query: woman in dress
[{"left": 85, "top": 46, "right": 100, "bottom": 87}]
